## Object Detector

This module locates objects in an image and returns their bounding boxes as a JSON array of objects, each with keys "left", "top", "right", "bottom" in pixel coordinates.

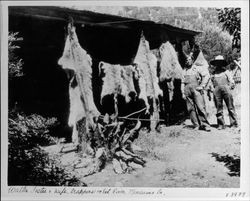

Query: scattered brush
[{"left": 80, "top": 115, "right": 146, "bottom": 175}]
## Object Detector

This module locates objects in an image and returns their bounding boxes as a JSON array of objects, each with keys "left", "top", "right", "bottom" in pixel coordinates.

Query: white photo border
[{"left": 1, "top": 1, "right": 249, "bottom": 201}]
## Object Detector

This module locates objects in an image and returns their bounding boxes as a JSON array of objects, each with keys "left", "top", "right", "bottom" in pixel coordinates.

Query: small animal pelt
[{"left": 100, "top": 61, "right": 137, "bottom": 103}]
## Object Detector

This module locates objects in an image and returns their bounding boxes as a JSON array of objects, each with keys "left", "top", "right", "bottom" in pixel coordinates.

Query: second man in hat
[{"left": 210, "top": 55, "right": 238, "bottom": 129}]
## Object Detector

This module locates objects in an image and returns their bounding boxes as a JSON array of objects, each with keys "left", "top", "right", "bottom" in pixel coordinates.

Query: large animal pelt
[
  {"left": 133, "top": 34, "right": 163, "bottom": 110},
  {"left": 121, "top": 65, "right": 137, "bottom": 102},
  {"left": 68, "top": 77, "right": 86, "bottom": 144},
  {"left": 192, "top": 50, "right": 210, "bottom": 88},
  {"left": 58, "top": 25, "right": 100, "bottom": 133},
  {"left": 193, "top": 50, "right": 209, "bottom": 69},
  {"left": 100, "top": 62, "right": 137, "bottom": 103},
  {"left": 159, "top": 41, "right": 183, "bottom": 81}
]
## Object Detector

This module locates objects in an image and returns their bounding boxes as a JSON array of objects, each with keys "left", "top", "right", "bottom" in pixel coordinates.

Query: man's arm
[
  {"left": 225, "top": 70, "right": 235, "bottom": 89},
  {"left": 196, "top": 66, "right": 210, "bottom": 90},
  {"left": 206, "top": 79, "right": 214, "bottom": 101}
]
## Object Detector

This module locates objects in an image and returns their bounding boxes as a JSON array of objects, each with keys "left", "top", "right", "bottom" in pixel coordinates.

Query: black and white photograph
[{"left": 1, "top": 1, "right": 249, "bottom": 200}]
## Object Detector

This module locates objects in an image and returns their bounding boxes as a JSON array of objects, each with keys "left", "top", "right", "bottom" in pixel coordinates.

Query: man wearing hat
[
  {"left": 210, "top": 55, "right": 238, "bottom": 129},
  {"left": 181, "top": 54, "right": 211, "bottom": 131}
]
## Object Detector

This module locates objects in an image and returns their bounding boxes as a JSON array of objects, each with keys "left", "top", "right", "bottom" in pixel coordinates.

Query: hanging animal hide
[
  {"left": 68, "top": 77, "right": 86, "bottom": 144},
  {"left": 193, "top": 50, "right": 209, "bottom": 69},
  {"left": 100, "top": 62, "right": 136, "bottom": 103},
  {"left": 100, "top": 62, "right": 122, "bottom": 101},
  {"left": 159, "top": 41, "right": 183, "bottom": 81},
  {"left": 134, "top": 65, "right": 148, "bottom": 109},
  {"left": 58, "top": 36, "right": 75, "bottom": 71},
  {"left": 192, "top": 50, "right": 210, "bottom": 87},
  {"left": 158, "top": 41, "right": 183, "bottom": 102},
  {"left": 58, "top": 25, "right": 100, "bottom": 133},
  {"left": 121, "top": 65, "right": 137, "bottom": 102},
  {"left": 133, "top": 34, "right": 162, "bottom": 110},
  {"left": 68, "top": 83, "right": 85, "bottom": 127}
]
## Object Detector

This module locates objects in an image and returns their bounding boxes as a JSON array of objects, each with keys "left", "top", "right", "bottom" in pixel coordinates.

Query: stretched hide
[
  {"left": 134, "top": 34, "right": 162, "bottom": 130},
  {"left": 159, "top": 41, "right": 183, "bottom": 81},
  {"left": 100, "top": 62, "right": 136, "bottom": 103},
  {"left": 134, "top": 34, "right": 162, "bottom": 110},
  {"left": 58, "top": 25, "right": 100, "bottom": 144},
  {"left": 159, "top": 42, "right": 183, "bottom": 102},
  {"left": 193, "top": 50, "right": 209, "bottom": 68},
  {"left": 68, "top": 77, "right": 86, "bottom": 143}
]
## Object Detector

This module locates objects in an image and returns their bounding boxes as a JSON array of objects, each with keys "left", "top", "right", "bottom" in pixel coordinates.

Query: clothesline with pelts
[{"left": 99, "top": 107, "right": 165, "bottom": 122}]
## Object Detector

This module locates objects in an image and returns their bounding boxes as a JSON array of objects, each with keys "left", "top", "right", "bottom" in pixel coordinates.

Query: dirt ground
[{"left": 44, "top": 104, "right": 240, "bottom": 188}]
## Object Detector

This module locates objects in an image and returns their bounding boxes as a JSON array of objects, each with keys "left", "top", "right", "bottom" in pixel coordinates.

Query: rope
[
  {"left": 99, "top": 114, "right": 165, "bottom": 122},
  {"left": 121, "top": 107, "right": 147, "bottom": 118},
  {"left": 119, "top": 117, "right": 165, "bottom": 122},
  {"left": 94, "top": 19, "right": 139, "bottom": 25}
]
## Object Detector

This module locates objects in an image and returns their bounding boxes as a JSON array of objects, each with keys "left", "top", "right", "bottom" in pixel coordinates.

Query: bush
[
  {"left": 119, "top": 7, "right": 240, "bottom": 65},
  {"left": 195, "top": 25, "right": 232, "bottom": 62},
  {"left": 8, "top": 32, "right": 24, "bottom": 78},
  {"left": 8, "top": 111, "right": 85, "bottom": 186}
]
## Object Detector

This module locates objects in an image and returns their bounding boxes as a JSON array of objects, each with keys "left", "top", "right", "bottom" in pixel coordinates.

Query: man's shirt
[{"left": 181, "top": 65, "right": 210, "bottom": 88}]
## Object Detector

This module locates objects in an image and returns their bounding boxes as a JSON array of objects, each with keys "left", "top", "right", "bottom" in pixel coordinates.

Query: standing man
[
  {"left": 181, "top": 54, "right": 211, "bottom": 131},
  {"left": 210, "top": 55, "right": 238, "bottom": 129}
]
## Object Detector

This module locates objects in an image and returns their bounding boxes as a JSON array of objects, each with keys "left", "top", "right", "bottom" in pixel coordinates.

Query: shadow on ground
[{"left": 210, "top": 153, "right": 240, "bottom": 177}]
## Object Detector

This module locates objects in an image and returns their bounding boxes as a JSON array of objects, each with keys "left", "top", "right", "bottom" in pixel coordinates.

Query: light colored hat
[{"left": 210, "top": 55, "right": 228, "bottom": 67}]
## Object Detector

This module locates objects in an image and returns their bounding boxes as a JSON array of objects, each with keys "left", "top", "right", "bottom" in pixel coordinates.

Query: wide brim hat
[{"left": 210, "top": 55, "right": 228, "bottom": 67}]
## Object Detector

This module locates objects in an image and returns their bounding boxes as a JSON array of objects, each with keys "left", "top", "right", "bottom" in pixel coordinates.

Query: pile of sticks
[{"left": 73, "top": 113, "right": 146, "bottom": 176}]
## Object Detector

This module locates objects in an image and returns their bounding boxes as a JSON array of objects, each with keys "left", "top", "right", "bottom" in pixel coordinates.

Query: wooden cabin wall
[
  {"left": 8, "top": 14, "right": 145, "bottom": 138},
  {"left": 9, "top": 12, "right": 196, "bottom": 138}
]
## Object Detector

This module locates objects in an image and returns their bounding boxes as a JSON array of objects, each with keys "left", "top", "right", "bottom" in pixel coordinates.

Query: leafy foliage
[
  {"left": 8, "top": 111, "right": 85, "bottom": 186},
  {"left": 211, "top": 153, "right": 240, "bottom": 177},
  {"left": 217, "top": 8, "right": 241, "bottom": 50},
  {"left": 195, "top": 25, "right": 232, "bottom": 62},
  {"left": 8, "top": 111, "right": 58, "bottom": 147},
  {"left": 119, "top": 7, "right": 219, "bottom": 30},
  {"left": 118, "top": 7, "right": 239, "bottom": 64},
  {"left": 8, "top": 32, "right": 24, "bottom": 78}
]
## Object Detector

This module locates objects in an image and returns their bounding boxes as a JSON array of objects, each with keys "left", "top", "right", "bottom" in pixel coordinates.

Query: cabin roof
[{"left": 9, "top": 6, "right": 201, "bottom": 41}]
